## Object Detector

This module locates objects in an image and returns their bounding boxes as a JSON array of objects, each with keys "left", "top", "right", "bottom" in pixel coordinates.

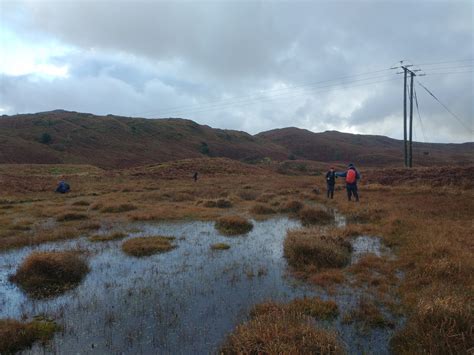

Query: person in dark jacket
[
  {"left": 336, "top": 163, "right": 361, "bottom": 202},
  {"left": 325, "top": 166, "right": 337, "bottom": 199},
  {"left": 193, "top": 172, "right": 198, "bottom": 182},
  {"left": 55, "top": 180, "right": 70, "bottom": 194}
]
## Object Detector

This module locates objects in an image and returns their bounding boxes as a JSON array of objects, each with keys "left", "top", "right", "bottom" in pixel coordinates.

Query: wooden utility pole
[
  {"left": 394, "top": 61, "right": 420, "bottom": 168},
  {"left": 409, "top": 71, "right": 414, "bottom": 168},
  {"left": 403, "top": 67, "right": 408, "bottom": 167}
]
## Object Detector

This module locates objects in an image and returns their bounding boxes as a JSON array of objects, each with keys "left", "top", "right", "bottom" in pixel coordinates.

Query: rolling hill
[{"left": 0, "top": 110, "right": 472, "bottom": 168}]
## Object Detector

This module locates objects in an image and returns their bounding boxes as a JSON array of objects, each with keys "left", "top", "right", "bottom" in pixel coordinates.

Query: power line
[
  {"left": 412, "top": 59, "right": 474, "bottom": 66},
  {"left": 423, "top": 70, "right": 474, "bottom": 76},
  {"left": 132, "top": 67, "right": 394, "bottom": 117},
  {"left": 413, "top": 86, "right": 426, "bottom": 142},
  {"left": 417, "top": 80, "right": 473, "bottom": 133},
  {"left": 157, "top": 77, "right": 400, "bottom": 118}
]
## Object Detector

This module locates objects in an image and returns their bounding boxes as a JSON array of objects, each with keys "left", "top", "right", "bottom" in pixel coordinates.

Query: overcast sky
[{"left": 0, "top": 0, "right": 472, "bottom": 142}]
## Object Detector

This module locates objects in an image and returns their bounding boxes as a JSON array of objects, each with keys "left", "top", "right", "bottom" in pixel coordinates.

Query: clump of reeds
[
  {"left": 71, "top": 200, "right": 90, "bottom": 206},
  {"left": 201, "top": 199, "right": 232, "bottom": 208},
  {"left": 215, "top": 216, "right": 253, "bottom": 235},
  {"left": 122, "top": 236, "right": 176, "bottom": 257},
  {"left": 0, "top": 317, "right": 59, "bottom": 354},
  {"left": 210, "top": 243, "right": 231, "bottom": 250},
  {"left": 221, "top": 302, "right": 344, "bottom": 354},
  {"left": 238, "top": 190, "right": 258, "bottom": 201},
  {"left": 298, "top": 206, "right": 333, "bottom": 225},
  {"left": 9, "top": 251, "right": 89, "bottom": 298},
  {"left": 284, "top": 228, "right": 352, "bottom": 271}
]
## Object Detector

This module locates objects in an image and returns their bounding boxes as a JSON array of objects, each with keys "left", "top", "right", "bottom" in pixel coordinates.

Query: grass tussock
[
  {"left": 210, "top": 242, "right": 231, "bottom": 250},
  {"left": 390, "top": 295, "right": 473, "bottom": 354},
  {"left": 215, "top": 216, "right": 253, "bottom": 236},
  {"left": 299, "top": 206, "right": 333, "bottom": 225},
  {"left": 279, "top": 199, "right": 304, "bottom": 214},
  {"left": 88, "top": 231, "right": 127, "bottom": 242},
  {"left": 343, "top": 298, "right": 394, "bottom": 329},
  {"left": 221, "top": 305, "right": 344, "bottom": 354},
  {"left": 122, "top": 236, "right": 176, "bottom": 257},
  {"left": 9, "top": 251, "right": 89, "bottom": 298},
  {"left": 0, "top": 317, "right": 59, "bottom": 354},
  {"left": 252, "top": 297, "right": 339, "bottom": 320},
  {"left": 309, "top": 269, "right": 345, "bottom": 287},
  {"left": 250, "top": 203, "right": 276, "bottom": 215},
  {"left": 238, "top": 190, "right": 258, "bottom": 201},
  {"left": 101, "top": 203, "right": 137, "bottom": 213},
  {"left": 56, "top": 212, "right": 88, "bottom": 222},
  {"left": 284, "top": 228, "right": 352, "bottom": 272}
]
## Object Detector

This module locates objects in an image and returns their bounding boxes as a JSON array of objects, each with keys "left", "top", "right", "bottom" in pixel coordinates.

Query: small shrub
[
  {"left": 210, "top": 243, "right": 231, "bottom": 250},
  {"left": 9, "top": 251, "right": 89, "bottom": 298},
  {"left": 284, "top": 228, "right": 352, "bottom": 271},
  {"left": 256, "top": 193, "right": 277, "bottom": 203},
  {"left": 89, "top": 231, "right": 127, "bottom": 242},
  {"left": 122, "top": 236, "right": 176, "bottom": 257},
  {"left": 39, "top": 132, "right": 52, "bottom": 144},
  {"left": 299, "top": 206, "right": 333, "bottom": 225},
  {"left": 0, "top": 318, "right": 59, "bottom": 354},
  {"left": 202, "top": 200, "right": 217, "bottom": 208},
  {"left": 250, "top": 203, "right": 276, "bottom": 215},
  {"left": 215, "top": 216, "right": 253, "bottom": 236},
  {"left": 101, "top": 204, "right": 137, "bottom": 213},
  {"left": 56, "top": 213, "right": 88, "bottom": 222}
]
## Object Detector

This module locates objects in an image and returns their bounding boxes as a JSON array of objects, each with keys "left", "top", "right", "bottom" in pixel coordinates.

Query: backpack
[{"left": 346, "top": 169, "right": 356, "bottom": 184}]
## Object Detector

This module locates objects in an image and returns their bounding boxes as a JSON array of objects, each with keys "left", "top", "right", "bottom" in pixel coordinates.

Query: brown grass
[
  {"left": 9, "top": 251, "right": 89, "bottom": 298},
  {"left": 122, "top": 236, "right": 176, "bottom": 257},
  {"left": 343, "top": 298, "right": 394, "bottom": 329},
  {"left": 0, "top": 317, "right": 59, "bottom": 354},
  {"left": 298, "top": 206, "right": 333, "bottom": 225},
  {"left": 284, "top": 228, "right": 352, "bottom": 272},
  {"left": 309, "top": 269, "right": 345, "bottom": 287},
  {"left": 101, "top": 203, "right": 137, "bottom": 213},
  {"left": 221, "top": 305, "right": 344, "bottom": 354},
  {"left": 252, "top": 297, "right": 339, "bottom": 320},
  {"left": 215, "top": 216, "right": 253, "bottom": 235}
]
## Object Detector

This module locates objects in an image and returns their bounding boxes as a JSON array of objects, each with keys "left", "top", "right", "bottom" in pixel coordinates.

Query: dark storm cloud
[{"left": 0, "top": 0, "right": 472, "bottom": 142}]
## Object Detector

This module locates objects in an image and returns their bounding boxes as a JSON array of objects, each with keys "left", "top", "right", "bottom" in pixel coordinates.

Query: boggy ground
[{"left": 0, "top": 162, "right": 472, "bottom": 353}]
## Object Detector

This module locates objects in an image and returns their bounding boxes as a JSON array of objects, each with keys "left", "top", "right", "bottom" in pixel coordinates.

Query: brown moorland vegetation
[
  {"left": 9, "top": 251, "right": 89, "bottom": 298},
  {"left": 0, "top": 317, "right": 59, "bottom": 354},
  {"left": 215, "top": 216, "right": 253, "bottom": 235},
  {"left": 122, "top": 236, "right": 176, "bottom": 257},
  {"left": 221, "top": 307, "right": 344, "bottom": 354},
  {"left": 284, "top": 228, "right": 352, "bottom": 272},
  {"left": 298, "top": 206, "right": 333, "bottom": 225},
  {"left": 0, "top": 163, "right": 472, "bottom": 353}
]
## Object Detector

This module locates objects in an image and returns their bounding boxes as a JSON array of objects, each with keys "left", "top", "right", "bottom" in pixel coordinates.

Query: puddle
[
  {"left": 0, "top": 217, "right": 400, "bottom": 354},
  {"left": 350, "top": 235, "right": 390, "bottom": 264}
]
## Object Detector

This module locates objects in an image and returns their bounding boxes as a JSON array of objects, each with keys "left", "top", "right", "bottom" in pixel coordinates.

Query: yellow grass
[{"left": 122, "top": 236, "right": 176, "bottom": 257}]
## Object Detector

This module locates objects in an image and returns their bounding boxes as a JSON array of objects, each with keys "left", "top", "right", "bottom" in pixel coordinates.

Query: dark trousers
[
  {"left": 327, "top": 184, "right": 335, "bottom": 199},
  {"left": 346, "top": 184, "right": 359, "bottom": 201}
]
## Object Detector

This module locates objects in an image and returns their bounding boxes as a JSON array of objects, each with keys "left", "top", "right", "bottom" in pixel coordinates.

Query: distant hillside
[
  {"left": 0, "top": 110, "right": 472, "bottom": 168},
  {"left": 257, "top": 127, "right": 474, "bottom": 166}
]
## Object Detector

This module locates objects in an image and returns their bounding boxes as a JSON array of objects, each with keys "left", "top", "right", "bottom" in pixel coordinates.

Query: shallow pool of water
[{"left": 0, "top": 216, "right": 400, "bottom": 354}]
